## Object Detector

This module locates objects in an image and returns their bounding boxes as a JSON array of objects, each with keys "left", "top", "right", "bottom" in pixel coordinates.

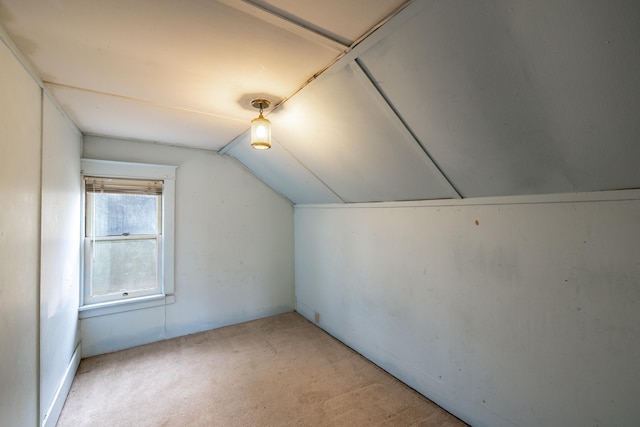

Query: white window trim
[{"left": 80, "top": 159, "right": 176, "bottom": 317}]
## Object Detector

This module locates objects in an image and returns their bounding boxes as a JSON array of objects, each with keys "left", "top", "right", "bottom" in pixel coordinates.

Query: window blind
[{"left": 84, "top": 177, "right": 163, "bottom": 195}]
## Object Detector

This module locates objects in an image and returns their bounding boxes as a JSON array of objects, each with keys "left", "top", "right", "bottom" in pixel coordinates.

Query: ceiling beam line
[
  {"left": 237, "top": 0, "right": 351, "bottom": 48},
  {"left": 314, "top": 0, "right": 431, "bottom": 79},
  {"left": 220, "top": 133, "right": 347, "bottom": 203},
  {"left": 272, "top": 139, "right": 347, "bottom": 203},
  {"left": 43, "top": 81, "right": 246, "bottom": 123},
  {"left": 217, "top": 0, "right": 348, "bottom": 52},
  {"left": 345, "top": 0, "right": 415, "bottom": 55},
  {"left": 352, "top": 59, "right": 463, "bottom": 199},
  {"left": 0, "top": 27, "right": 79, "bottom": 130}
]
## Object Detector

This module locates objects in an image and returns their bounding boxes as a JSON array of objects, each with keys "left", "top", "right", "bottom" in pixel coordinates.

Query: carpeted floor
[{"left": 57, "top": 312, "right": 467, "bottom": 426}]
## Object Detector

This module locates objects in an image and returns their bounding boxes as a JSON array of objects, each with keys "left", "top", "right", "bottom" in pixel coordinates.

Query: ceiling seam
[
  {"left": 314, "top": 1, "right": 430, "bottom": 79},
  {"left": 296, "top": 188, "right": 640, "bottom": 210},
  {"left": 225, "top": 155, "right": 296, "bottom": 205},
  {"left": 343, "top": 0, "right": 415, "bottom": 56},
  {"left": 43, "top": 81, "right": 247, "bottom": 123},
  {"left": 271, "top": 139, "right": 347, "bottom": 204},
  {"left": 82, "top": 132, "right": 228, "bottom": 153},
  {"left": 269, "top": 0, "right": 418, "bottom": 110},
  {"left": 216, "top": 0, "right": 348, "bottom": 51},
  {"left": 223, "top": 138, "right": 347, "bottom": 204},
  {"left": 0, "top": 25, "right": 43, "bottom": 89},
  {"left": 0, "top": 28, "right": 80, "bottom": 131},
  {"left": 353, "top": 58, "right": 464, "bottom": 199},
  {"left": 235, "top": 0, "right": 351, "bottom": 48},
  {"left": 218, "top": 0, "right": 417, "bottom": 155}
]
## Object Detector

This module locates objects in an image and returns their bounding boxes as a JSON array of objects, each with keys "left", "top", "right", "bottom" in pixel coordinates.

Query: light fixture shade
[{"left": 250, "top": 113, "right": 271, "bottom": 150}]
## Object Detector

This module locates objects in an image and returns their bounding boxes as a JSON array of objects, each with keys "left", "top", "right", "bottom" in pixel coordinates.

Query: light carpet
[{"left": 57, "top": 312, "right": 467, "bottom": 426}]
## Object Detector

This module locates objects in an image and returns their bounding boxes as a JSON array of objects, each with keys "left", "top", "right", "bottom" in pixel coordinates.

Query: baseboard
[
  {"left": 294, "top": 300, "right": 315, "bottom": 323},
  {"left": 41, "top": 342, "right": 81, "bottom": 427}
]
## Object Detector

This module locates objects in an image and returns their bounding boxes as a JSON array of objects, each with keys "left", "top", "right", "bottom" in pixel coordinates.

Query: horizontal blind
[{"left": 84, "top": 176, "right": 163, "bottom": 195}]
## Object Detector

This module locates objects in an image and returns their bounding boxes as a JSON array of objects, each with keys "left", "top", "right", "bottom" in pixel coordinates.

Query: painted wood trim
[
  {"left": 41, "top": 344, "right": 81, "bottom": 427},
  {"left": 296, "top": 189, "right": 640, "bottom": 209}
]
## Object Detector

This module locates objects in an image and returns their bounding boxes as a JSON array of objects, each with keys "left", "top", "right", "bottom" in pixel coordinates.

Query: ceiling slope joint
[
  {"left": 217, "top": 0, "right": 349, "bottom": 51},
  {"left": 352, "top": 58, "right": 463, "bottom": 199}
]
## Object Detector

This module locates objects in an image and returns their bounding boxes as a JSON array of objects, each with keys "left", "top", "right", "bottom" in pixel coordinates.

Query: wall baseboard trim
[{"left": 41, "top": 342, "right": 81, "bottom": 427}]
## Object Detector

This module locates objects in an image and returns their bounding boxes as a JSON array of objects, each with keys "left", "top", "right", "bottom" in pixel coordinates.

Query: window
[{"left": 80, "top": 160, "right": 175, "bottom": 313}]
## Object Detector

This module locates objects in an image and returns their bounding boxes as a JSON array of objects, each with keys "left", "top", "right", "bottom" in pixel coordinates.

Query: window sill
[{"left": 79, "top": 294, "right": 175, "bottom": 319}]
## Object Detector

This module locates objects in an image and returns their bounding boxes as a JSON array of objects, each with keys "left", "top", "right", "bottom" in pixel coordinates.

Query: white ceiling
[
  {"left": 0, "top": 0, "right": 406, "bottom": 150},
  {"left": 2, "top": 0, "right": 640, "bottom": 203}
]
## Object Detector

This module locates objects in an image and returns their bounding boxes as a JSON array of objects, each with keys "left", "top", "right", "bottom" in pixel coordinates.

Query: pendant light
[{"left": 250, "top": 99, "right": 271, "bottom": 150}]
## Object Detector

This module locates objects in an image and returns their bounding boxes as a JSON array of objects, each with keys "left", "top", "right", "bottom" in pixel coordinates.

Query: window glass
[
  {"left": 92, "top": 193, "right": 159, "bottom": 236},
  {"left": 84, "top": 177, "right": 163, "bottom": 304},
  {"left": 91, "top": 239, "right": 158, "bottom": 297}
]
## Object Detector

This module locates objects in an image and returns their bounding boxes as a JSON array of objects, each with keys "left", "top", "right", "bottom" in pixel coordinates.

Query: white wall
[
  {"left": 0, "top": 34, "right": 42, "bottom": 427},
  {"left": 39, "top": 94, "right": 82, "bottom": 426},
  {"left": 81, "top": 136, "right": 295, "bottom": 356},
  {"left": 0, "top": 30, "right": 83, "bottom": 427},
  {"left": 295, "top": 192, "right": 640, "bottom": 427}
]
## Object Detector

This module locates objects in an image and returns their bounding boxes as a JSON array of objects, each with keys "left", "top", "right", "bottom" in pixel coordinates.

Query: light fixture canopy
[{"left": 250, "top": 99, "right": 271, "bottom": 150}]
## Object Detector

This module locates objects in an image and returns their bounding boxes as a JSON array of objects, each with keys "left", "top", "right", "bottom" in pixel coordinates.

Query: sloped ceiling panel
[
  {"left": 0, "top": 0, "right": 343, "bottom": 150},
  {"left": 252, "top": 0, "right": 408, "bottom": 45},
  {"left": 227, "top": 134, "right": 343, "bottom": 204},
  {"left": 48, "top": 84, "right": 241, "bottom": 149},
  {"left": 2, "top": 0, "right": 639, "bottom": 203},
  {"left": 359, "top": 0, "right": 640, "bottom": 198},
  {"left": 252, "top": 61, "right": 459, "bottom": 203}
]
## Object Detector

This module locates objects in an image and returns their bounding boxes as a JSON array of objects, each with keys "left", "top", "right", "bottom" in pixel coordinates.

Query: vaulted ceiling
[{"left": 1, "top": 0, "right": 639, "bottom": 204}]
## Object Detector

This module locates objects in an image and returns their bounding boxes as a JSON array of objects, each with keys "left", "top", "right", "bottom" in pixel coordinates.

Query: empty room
[{"left": 1, "top": 1, "right": 639, "bottom": 426}]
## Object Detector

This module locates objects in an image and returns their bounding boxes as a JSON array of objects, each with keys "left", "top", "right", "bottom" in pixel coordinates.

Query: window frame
[{"left": 79, "top": 159, "right": 176, "bottom": 317}]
